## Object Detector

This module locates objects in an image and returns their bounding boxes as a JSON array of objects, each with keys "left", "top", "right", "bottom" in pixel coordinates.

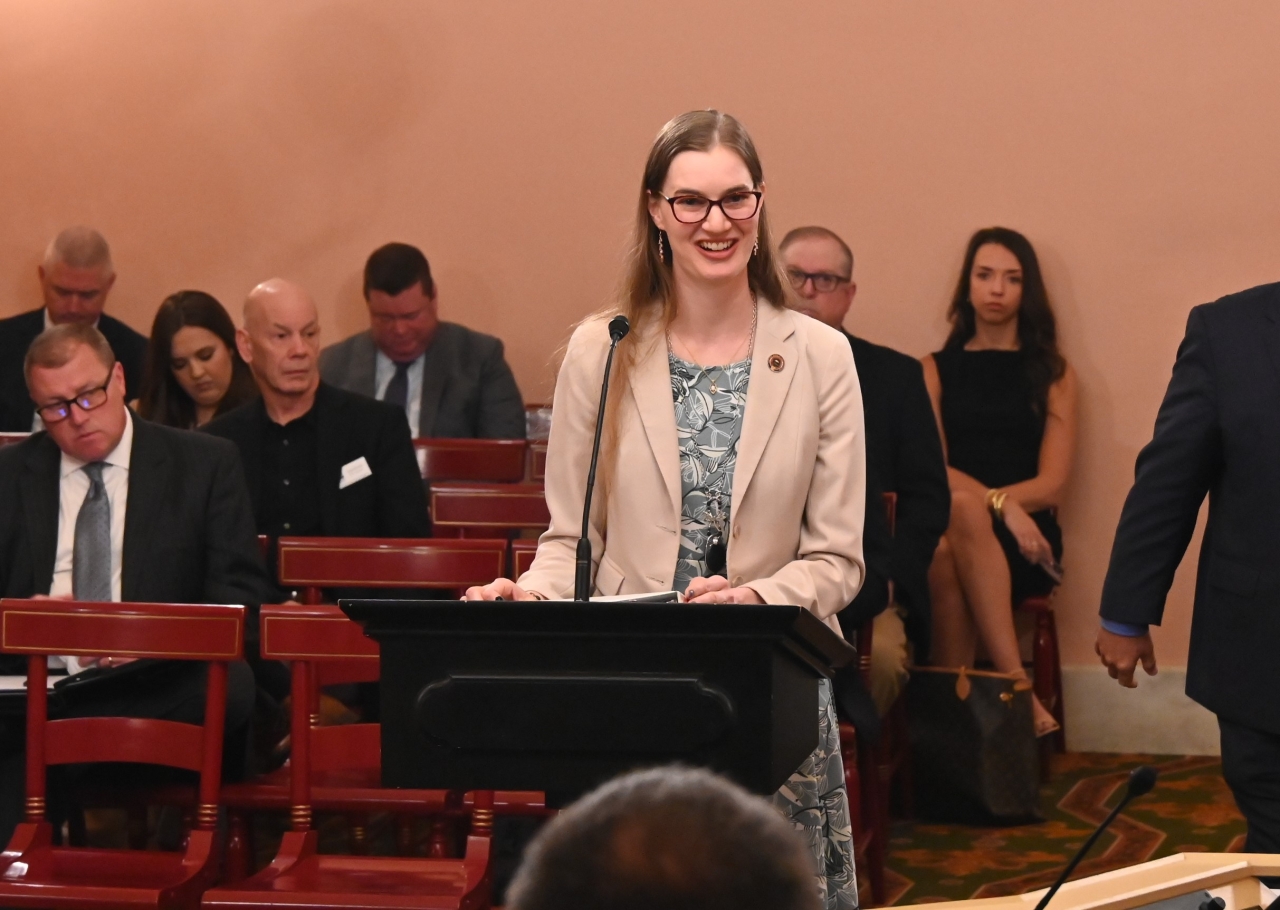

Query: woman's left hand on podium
[{"left": 683, "top": 575, "right": 764, "bottom": 604}]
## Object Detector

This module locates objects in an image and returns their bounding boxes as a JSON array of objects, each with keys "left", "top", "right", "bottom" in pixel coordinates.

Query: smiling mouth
[{"left": 697, "top": 239, "right": 736, "bottom": 253}]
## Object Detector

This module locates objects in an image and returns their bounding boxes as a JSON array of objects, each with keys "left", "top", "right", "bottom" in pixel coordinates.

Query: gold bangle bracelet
[{"left": 987, "top": 489, "right": 1008, "bottom": 521}]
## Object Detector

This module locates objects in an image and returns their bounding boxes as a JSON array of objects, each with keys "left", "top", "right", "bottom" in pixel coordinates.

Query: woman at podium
[{"left": 465, "top": 110, "right": 866, "bottom": 909}]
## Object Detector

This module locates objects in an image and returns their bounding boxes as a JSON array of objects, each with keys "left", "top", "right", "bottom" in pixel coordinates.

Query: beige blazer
[{"left": 519, "top": 302, "right": 866, "bottom": 631}]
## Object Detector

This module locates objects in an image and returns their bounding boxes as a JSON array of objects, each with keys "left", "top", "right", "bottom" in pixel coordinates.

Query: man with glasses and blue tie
[{"left": 0, "top": 322, "right": 269, "bottom": 844}]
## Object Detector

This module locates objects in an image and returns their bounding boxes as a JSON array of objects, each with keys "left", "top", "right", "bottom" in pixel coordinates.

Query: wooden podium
[
  {"left": 911, "top": 854, "right": 1280, "bottom": 910},
  {"left": 340, "top": 599, "right": 855, "bottom": 806}
]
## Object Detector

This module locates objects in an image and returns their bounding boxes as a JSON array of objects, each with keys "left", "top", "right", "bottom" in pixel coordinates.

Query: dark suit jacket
[
  {"left": 1101, "top": 283, "right": 1280, "bottom": 733},
  {"left": 318, "top": 323, "right": 526, "bottom": 439},
  {"left": 0, "top": 308, "right": 148, "bottom": 432},
  {"left": 841, "top": 332, "right": 951, "bottom": 652},
  {"left": 203, "top": 383, "right": 430, "bottom": 540},
  {"left": 0, "top": 416, "right": 274, "bottom": 670}
]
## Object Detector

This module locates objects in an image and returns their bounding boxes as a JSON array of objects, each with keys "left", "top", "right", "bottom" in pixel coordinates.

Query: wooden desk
[{"left": 912, "top": 854, "right": 1280, "bottom": 910}]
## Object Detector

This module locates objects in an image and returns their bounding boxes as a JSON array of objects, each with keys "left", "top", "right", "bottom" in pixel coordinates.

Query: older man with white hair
[{"left": 0, "top": 227, "right": 148, "bottom": 431}]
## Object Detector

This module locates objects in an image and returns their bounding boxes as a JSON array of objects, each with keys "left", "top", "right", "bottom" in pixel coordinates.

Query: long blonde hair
[{"left": 597, "top": 110, "right": 789, "bottom": 488}]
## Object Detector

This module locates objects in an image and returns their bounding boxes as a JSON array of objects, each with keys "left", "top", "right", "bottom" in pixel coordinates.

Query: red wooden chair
[
  {"left": 0, "top": 432, "right": 30, "bottom": 447},
  {"left": 202, "top": 607, "right": 494, "bottom": 910},
  {"left": 509, "top": 538, "right": 539, "bottom": 580},
  {"left": 413, "top": 438, "right": 528, "bottom": 484},
  {"left": 1017, "top": 593, "right": 1066, "bottom": 768},
  {"left": 429, "top": 483, "right": 550, "bottom": 539},
  {"left": 221, "top": 539, "right": 540, "bottom": 874},
  {"left": 838, "top": 492, "right": 897, "bottom": 905},
  {"left": 276, "top": 536, "right": 507, "bottom": 604},
  {"left": 0, "top": 598, "right": 244, "bottom": 910},
  {"left": 527, "top": 442, "right": 548, "bottom": 482}
]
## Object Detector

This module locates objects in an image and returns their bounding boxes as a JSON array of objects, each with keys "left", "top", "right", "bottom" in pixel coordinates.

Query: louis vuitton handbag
[{"left": 906, "top": 665, "right": 1041, "bottom": 824}]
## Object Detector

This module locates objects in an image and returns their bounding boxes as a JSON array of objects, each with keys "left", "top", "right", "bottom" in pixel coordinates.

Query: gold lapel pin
[{"left": 767, "top": 354, "right": 785, "bottom": 372}]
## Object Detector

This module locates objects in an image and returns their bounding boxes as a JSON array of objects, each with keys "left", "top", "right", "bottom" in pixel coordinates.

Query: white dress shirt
[{"left": 374, "top": 350, "right": 425, "bottom": 437}]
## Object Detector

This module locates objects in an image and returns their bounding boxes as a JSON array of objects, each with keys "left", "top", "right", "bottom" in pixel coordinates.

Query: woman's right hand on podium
[{"left": 462, "top": 578, "right": 536, "bottom": 601}]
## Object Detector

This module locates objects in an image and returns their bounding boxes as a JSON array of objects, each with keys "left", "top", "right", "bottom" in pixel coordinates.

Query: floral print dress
[{"left": 668, "top": 350, "right": 858, "bottom": 910}]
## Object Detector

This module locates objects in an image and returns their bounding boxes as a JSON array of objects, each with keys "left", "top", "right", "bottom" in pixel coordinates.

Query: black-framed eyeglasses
[
  {"left": 34, "top": 364, "right": 115, "bottom": 424},
  {"left": 786, "top": 268, "right": 851, "bottom": 294},
  {"left": 656, "top": 190, "right": 762, "bottom": 225}
]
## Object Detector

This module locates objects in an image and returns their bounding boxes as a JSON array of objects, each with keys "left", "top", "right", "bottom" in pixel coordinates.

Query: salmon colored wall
[{"left": 4, "top": 1, "right": 1279, "bottom": 668}]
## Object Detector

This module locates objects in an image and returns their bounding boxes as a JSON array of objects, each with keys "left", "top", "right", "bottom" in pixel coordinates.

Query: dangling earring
[
  {"left": 658, "top": 230, "right": 666, "bottom": 263},
  {"left": 752, "top": 237, "right": 759, "bottom": 257}
]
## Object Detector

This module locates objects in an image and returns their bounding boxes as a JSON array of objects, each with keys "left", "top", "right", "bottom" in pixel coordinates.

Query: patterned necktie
[
  {"left": 383, "top": 361, "right": 412, "bottom": 411},
  {"left": 73, "top": 462, "right": 112, "bottom": 601}
]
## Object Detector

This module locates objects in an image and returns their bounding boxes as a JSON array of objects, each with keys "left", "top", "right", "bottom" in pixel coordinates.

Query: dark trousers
[
  {"left": 1219, "top": 716, "right": 1280, "bottom": 882},
  {"left": 0, "top": 661, "right": 255, "bottom": 847}
]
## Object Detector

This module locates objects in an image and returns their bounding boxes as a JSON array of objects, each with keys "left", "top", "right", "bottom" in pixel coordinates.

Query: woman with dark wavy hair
[
  {"left": 922, "top": 227, "right": 1078, "bottom": 737},
  {"left": 138, "top": 290, "right": 258, "bottom": 428}
]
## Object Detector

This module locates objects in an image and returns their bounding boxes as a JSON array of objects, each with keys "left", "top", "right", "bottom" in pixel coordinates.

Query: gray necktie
[
  {"left": 73, "top": 462, "right": 112, "bottom": 601},
  {"left": 383, "top": 361, "right": 412, "bottom": 412}
]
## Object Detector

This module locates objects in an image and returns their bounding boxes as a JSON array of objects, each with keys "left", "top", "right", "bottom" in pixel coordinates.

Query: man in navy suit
[
  {"left": 0, "top": 227, "right": 147, "bottom": 431},
  {"left": 1098, "top": 282, "right": 1280, "bottom": 859}
]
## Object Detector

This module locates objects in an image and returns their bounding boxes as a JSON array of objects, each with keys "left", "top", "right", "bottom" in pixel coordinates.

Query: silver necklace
[{"left": 669, "top": 302, "right": 758, "bottom": 394}]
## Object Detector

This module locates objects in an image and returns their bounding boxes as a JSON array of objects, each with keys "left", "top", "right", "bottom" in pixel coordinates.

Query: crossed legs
[{"left": 929, "top": 490, "right": 1058, "bottom": 735}]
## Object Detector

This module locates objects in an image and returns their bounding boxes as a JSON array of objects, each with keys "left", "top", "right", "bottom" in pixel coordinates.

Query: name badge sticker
[{"left": 339, "top": 456, "right": 373, "bottom": 490}]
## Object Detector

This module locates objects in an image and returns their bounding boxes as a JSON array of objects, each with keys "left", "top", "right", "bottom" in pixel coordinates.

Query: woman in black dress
[{"left": 922, "top": 227, "right": 1078, "bottom": 736}]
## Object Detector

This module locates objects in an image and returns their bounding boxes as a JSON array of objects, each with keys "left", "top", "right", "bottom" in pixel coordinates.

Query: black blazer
[
  {"left": 841, "top": 333, "right": 951, "bottom": 651},
  {"left": 0, "top": 417, "right": 273, "bottom": 606},
  {"left": 203, "top": 383, "right": 430, "bottom": 540},
  {"left": 318, "top": 324, "right": 527, "bottom": 439},
  {"left": 0, "top": 308, "right": 148, "bottom": 432},
  {"left": 1101, "top": 284, "right": 1280, "bottom": 733}
]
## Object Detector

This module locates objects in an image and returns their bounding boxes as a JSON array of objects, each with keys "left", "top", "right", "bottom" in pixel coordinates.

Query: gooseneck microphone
[
  {"left": 574, "top": 315, "right": 630, "bottom": 602},
  {"left": 1033, "top": 765, "right": 1159, "bottom": 910}
]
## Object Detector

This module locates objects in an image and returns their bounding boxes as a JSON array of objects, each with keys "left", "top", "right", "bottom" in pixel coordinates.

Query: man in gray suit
[{"left": 319, "top": 243, "right": 526, "bottom": 439}]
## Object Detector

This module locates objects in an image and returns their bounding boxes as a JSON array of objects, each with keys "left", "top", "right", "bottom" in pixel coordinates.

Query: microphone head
[
  {"left": 608, "top": 315, "right": 631, "bottom": 342},
  {"left": 1127, "top": 765, "right": 1158, "bottom": 798}
]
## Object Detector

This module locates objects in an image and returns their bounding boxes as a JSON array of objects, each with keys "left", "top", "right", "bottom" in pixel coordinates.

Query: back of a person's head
[{"left": 506, "top": 766, "right": 820, "bottom": 910}]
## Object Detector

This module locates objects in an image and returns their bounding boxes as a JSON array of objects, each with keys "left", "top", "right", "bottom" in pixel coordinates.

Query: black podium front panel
[{"left": 341, "top": 600, "right": 854, "bottom": 804}]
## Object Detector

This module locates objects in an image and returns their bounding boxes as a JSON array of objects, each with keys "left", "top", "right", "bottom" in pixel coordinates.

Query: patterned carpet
[{"left": 879, "top": 752, "right": 1247, "bottom": 906}]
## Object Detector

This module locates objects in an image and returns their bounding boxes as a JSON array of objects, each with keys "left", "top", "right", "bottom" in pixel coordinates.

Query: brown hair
[
  {"left": 507, "top": 766, "right": 819, "bottom": 910},
  {"left": 943, "top": 227, "right": 1065, "bottom": 415},
  {"left": 599, "top": 110, "right": 788, "bottom": 479},
  {"left": 24, "top": 323, "right": 115, "bottom": 387},
  {"left": 138, "top": 290, "right": 258, "bottom": 428}
]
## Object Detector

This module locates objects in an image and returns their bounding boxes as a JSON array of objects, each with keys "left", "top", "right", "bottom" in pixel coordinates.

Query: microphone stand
[
  {"left": 574, "top": 316, "right": 630, "bottom": 601},
  {"left": 1032, "top": 765, "right": 1158, "bottom": 910}
]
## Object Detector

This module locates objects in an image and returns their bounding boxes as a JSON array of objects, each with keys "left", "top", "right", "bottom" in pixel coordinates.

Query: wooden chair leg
[
  {"left": 427, "top": 815, "right": 456, "bottom": 858},
  {"left": 225, "top": 811, "right": 253, "bottom": 881},
  {"left": 839, "top": 722, "right": 862, "bottom": 827},
  {"left": 349, "top": 814, "right": 370, "bottom": 855},
  {"left": 1048, "top": 611, "right": 1067, "bottom": 752},
  {"left": 396, "top": 815, "right": 415, "bottom": 856}
]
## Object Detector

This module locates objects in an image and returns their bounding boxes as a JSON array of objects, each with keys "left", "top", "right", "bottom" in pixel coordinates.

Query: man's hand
[{"left": 1095, "top": 627, "right": 1157, "bottom": 688}]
